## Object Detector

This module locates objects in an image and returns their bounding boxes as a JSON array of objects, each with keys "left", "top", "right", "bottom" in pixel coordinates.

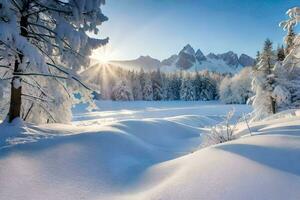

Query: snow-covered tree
[
  {"left": 284, "top": 27, "right": 296, "bottom": 56},
  {"left": 0, "top": 0, "right": 108, "bottom": 123},
  {"left": 251, "top": 39, "right": 277, "bottom": 121},
  {"left": 151, "top": 69, "right": 163, "bottom": 101},
  {"left": 273, "top": 8, "right": 300, "bottom": 110},
  {"left": 219, "top": 67, "right": 253, "bottom": 104},
  {"left": 79, "top": 64, "right": 221, "bottom": 102},
  {"left": 130, "top": 72, "right": 143, "bottom": 100},
  {"left": 194, "top": 72, "right": 217, "bottom": 101},
  {"left": 111, "top": 80, "right": 133, "bottom": 101},
  {"left": 180, "top": 75, "right": 195, "bottom": 101},
  {"left": 194, "top": 72, "right": 203, "bottom": 101},
  {"left": 277, "top": 45, "right": 285, "bottom": 61},
  {"left": 160, "top": 72, "right": 168, "bottom": 100},
  {"left": 166, "top": 73, "right": 181, "bottom": 100},
  {"left": 142, "top": 73, "right": 153, "bottom": 101}
]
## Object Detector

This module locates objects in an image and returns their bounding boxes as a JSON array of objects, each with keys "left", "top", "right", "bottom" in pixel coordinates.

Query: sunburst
[{"left": 90, "top": 44, "right": 116, "bottom": 64}]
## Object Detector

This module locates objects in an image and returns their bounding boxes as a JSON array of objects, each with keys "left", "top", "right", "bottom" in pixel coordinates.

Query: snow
[
  {"left": 161, "top": 57, "right": 243, "bottom": 74},
  {"left": 72, "top": 101, "right": 249, "bottom": 125},
  {"left": 1, "top": 101, "right": 300, "bottom": 200}
]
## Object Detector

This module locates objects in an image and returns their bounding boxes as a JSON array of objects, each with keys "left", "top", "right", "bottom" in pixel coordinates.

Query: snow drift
[{"left": 0, "top": 102, "right": 299, "bottom": 200}]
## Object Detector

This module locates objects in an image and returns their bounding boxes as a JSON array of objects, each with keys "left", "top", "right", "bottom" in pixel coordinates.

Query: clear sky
[{"left": 94, "top": 0, "right": 300, "bottom": 61}]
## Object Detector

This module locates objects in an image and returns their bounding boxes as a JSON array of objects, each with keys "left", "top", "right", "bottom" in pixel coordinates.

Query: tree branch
[{"left": 14, "top": 72, "right": 69, "bottom": 79}]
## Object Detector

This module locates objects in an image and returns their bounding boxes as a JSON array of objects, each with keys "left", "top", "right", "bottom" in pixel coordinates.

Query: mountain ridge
[{"left": 107, "top": 44, "right": 255, "bottom": 73}]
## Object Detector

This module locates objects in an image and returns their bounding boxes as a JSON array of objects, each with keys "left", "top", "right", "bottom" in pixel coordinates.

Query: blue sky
[{"left": 95, "top": 0, "right": 300, "bottom": 60}]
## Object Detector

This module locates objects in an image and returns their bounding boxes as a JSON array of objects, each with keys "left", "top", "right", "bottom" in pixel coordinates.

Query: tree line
[{"left": 87, "top": 66, "right": 222, "bottom": 102}]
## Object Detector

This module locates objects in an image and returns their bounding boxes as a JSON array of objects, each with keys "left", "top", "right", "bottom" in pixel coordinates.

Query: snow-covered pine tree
[
  {"left": 151, "top": 69, "right": 163, "bottom": 101},
  {"left": 251, "top": 39, "right": 277, "bottom": 121},
  {"left": 194, "top": 72, "right": 203, "bottom": 101},
  {"left": 138, "top": 69, "right": 146, "bottom": 91},
  {"left": 142, "top": 73, "right": 153, "bottom": 101},
  {"left": 284, "top": 27, "right": 296, "bottom": 56},
  {"left": 277, "top": 45, "right": 285, "bottom": 61},
  {"left": 194, "top": 72, "right": 215, "bottom": 101},
  {"left": 130, "top": 71, "right": 143, "bottom": 100},
  {"left": 0, "top": 0, "right": 108, "bottom": 123},
  {"left": 255, "top": 51, "right": 261, "bottom": 66},
  {"left": 164, "top": 74, "right": 173, "bottom": 101},
  {"left": 194, "top": 71, "right": 217, "bottom": 101},
  {"left": 111, "top": 80, "right": 133, "bottom": 101},
  {"left": 202, "top": 76, "right": 217, "bottom": 100},
  {"left": 166, "top": 73, "right": 181, "bottom": 100},
  {"left": 160, "top": 72, "right": 168, "bottom": 100},
  {"left": 180, "top": 74, "right": 195, "bottom": 101},
  {"left": 275, "top": 7, "right": 300, "bottom": 109}
]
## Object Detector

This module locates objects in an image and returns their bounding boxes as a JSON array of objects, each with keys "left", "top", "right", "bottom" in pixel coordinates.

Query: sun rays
[{"left": 90, "top": 43, "right": 117, "bottom": 64}]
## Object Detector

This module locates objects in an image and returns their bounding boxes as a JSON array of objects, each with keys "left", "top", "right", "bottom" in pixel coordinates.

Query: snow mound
[
  {"left": 0, "top": 117, "right": 201, "bottom": 200},
  {"left": 1, "top": 103, "right": 299, "bottom": 200}
]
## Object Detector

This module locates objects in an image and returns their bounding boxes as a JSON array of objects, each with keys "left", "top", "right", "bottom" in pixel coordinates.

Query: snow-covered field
[{"left": 1, "top": 101, "right": 300, "bottom": 200}]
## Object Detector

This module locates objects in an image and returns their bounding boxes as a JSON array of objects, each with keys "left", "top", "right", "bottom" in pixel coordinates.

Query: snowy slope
[
  {"left": 72, "top": 101, "right": 250, "bottom": 126},
  {"left": 131, "top": 116, "right": 300, "bottom": 200},
  {"left": 161, "top": 57, "right": 243, "bottom": 73},
  {"left": 1, "top": 102, "right": 300, "bottom": 200},
  {"left": 111, "top": 56, "right": 161, "bottom": 71}
]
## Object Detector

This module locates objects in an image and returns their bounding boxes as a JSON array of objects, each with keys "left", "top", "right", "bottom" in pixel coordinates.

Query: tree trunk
[
  {"left": 267, "top": 58, "right": 276, "bottom": 115},
  {"left": 8, "top": 69, "right": 22, "bottom": 122},
  {"left": 8, "top": 15, "right": 28, "bottom": 122},
  {"left": 271, "top": 96, "right": 276, "bottom": 114}
]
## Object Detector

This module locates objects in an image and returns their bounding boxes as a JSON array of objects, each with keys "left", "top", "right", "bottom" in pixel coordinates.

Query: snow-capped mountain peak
[
  {"left": 195, "top": 49, "right": 206, "bottom": 62},
  {"left": 161, "top": 45, "right": 255, "bottom": 73},
  {"left": 175, "top": 44, "right": 196, "bottom": 69},
  {"left": 181, "top": 44, "right": 195, "bottom": 55},
  {"left": 217, "top": 51, "right": 239, "bottom": 67},
  {"left": 103, "top": 44, "right": 255, "bottom": 73},
  {"left": 238, "top": 54, "right": 256, "bottom": 67}
]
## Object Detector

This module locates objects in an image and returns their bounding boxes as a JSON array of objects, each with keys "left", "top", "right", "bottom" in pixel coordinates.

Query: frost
[{"left": 0, "top": 0, "right": 108, "bottom": 123}]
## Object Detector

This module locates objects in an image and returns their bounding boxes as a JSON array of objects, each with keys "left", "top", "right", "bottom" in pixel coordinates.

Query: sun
[{"left": 90, "top": 44, "right": 115, "bottom": 64}]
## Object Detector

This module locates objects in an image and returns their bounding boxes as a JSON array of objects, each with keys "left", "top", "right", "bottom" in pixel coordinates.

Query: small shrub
[{"left": 203, "top": 109, "right": 237, "bottom": 146}]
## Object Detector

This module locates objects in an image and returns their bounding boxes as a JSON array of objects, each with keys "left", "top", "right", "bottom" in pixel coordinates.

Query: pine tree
[
  {"left": 255, "top": 51, "right": 261, "bottom": 66},
  {"left": 277, "top": 45, "right": 285, "bottom": 61},
  {"left": 0, "top": 0, "right": 108, "bottom": 123},
  {"left": 285, "top": 27, "right": 296, "bottom": 55},
  {"left": 273, "top": 9, "right": 300, "bottom": 110},
  {"left": 131, "top": 72, "right": 143, "bottom": 100},
  {"left": 160, "top": 72, "right": 169, "bottom": 100},
  {"left": 251, "top": 39, "right": 277, "bottom": 121},
  {"left": 142, "top": 74, "right": 153, "bottom": 101},
  {"left": 194, "top": 72, "right": 203, "bottom": 101},
  {"left": 151, "top": 69, "right": 163, "bottom": 101},
  {"left": 139, "top": 69, "right": 146, "bottom": 91},
  {"left": 167, "top": 73, "right": 181, "bottom": 100},
  {"left": 112, "top": 80, "right": 133, "bottom": 101},
  {"left": 180, "top": 74, "right": 195, "bottom": 101},
  {"left": 200, "top": 76, "right": 217, "bottom": 101}
]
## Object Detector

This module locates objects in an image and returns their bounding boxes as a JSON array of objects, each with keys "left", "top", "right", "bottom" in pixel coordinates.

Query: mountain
[
  {"left": 97, "top": 45, "right": 255, "bottom": 73},
  {"left": 110, "top": 55, "right": 161, "bottom": 71},
  {"left": 161, "top": 54, "right": 178, "bottom": 66},
  {"left": 175, "top": 44, "right": 196, "bottom": 69},
  {"left": 238, "top": 54, "right": 256, "bottom": 67},
  {"left": 161, "top": 45, "right": 255, "bottom": 73},
  {"left": 195, "top": 49, "right": 206, "bottom": 63}
]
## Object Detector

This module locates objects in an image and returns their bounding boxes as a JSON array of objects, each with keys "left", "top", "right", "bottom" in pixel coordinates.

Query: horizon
[{"left": 92, "top": 0, "right": 300, "bottom": 62}]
